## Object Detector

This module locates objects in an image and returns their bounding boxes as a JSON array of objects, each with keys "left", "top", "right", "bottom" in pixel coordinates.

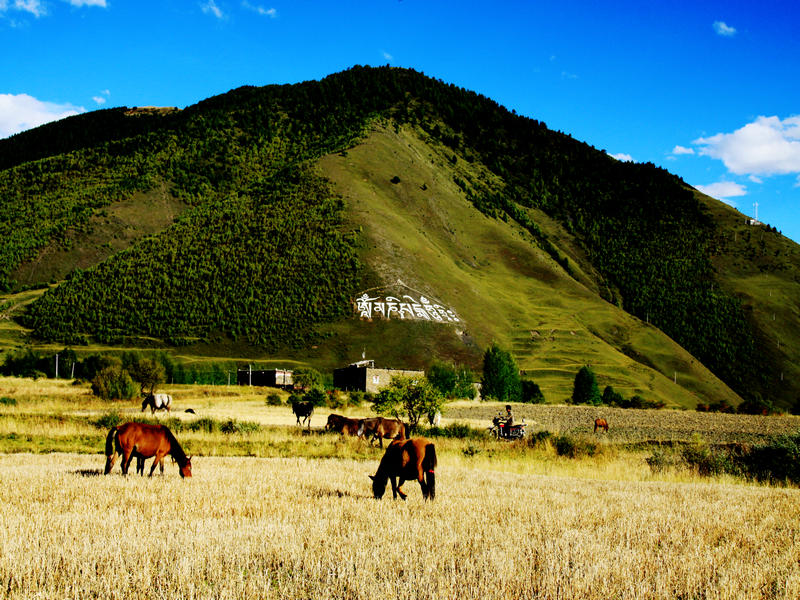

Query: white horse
[{"left": 141, "top": 393, "right": 172, "bottom": 414}]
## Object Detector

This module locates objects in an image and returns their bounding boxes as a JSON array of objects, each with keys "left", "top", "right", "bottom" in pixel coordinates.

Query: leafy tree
[
  {"left": 602, "top": 385, "right": 624, "bottom": 406},
  {"left": 427, "top": 361, "right": 457, "bottom": 396},
  {"left": 293, "top": 367, "right": 324, "bottom": 391},
  {"left": 128, "top": 357, "right": 166, "bottom": 395},
  {"left": 481, "top": 343, "right": 521, "bottom": 402},
  {"left": 454, "top": 366, "right": 476, "bottom": 400},
  {"left": 521, "top": 379, "right": 545, "bottom": 404},
  {"left": 370, "top": 375, "right": 445, "bottom": 430},
  {"left": 571, "top": 365, "right": 601, "bottom": 405}
]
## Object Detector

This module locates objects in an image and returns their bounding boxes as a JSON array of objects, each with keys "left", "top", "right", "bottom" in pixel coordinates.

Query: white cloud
[
  {"left": 0, "top": 93, "right": 85, "bottom": 138},
  {"left": 713, "top": 21, "right": 736, "bottom": 37},
  {"left": 242, "top": 2, "right": 275, "bottom": 17},
  {"left": 382, "top": 51, "right": 393, "bottom": 61},
  {"left": 671, "top": 145, "right": 695, "bottom": 155},
  {"left": 65, "top": 0, "right": 107, "bottom": 7},
  {"left": 92, "top": 96, "right": 106, "bottom": 105},
  {"left": 610, "top": 152, "right": 634, "bottom": 162},
  {"left": 693, "top": 115, "right": 800, "bottom": 176},
  {"left": 2, "top": 0, "right": 47, "bottom": 17},
  {"left": 694, "top": 181, "right": 747, "bottom": 202},
  {"left": 201, "top": 0, "right": 223, "bottom": 19}
]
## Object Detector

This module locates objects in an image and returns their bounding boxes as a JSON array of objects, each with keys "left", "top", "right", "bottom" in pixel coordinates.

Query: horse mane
[{"left": 163, "top": 426, "right": 189, "bottom": 466}]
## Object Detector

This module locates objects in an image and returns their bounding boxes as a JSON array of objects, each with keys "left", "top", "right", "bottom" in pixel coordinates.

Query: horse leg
[
  {"left": 149, "top": 452, "right": 165, "bottom": 477},
  {"left": 395, "top": 477, "right": 408, "bottom": 500},
  {"left": 121, "top": 450, "right": 134, "bottom": 475},
  {"left": 136, "top": 455, "right": 145, "bottom": 476},
  {"left": 104, "top": 453, "right": 117, "bottom": 475}
]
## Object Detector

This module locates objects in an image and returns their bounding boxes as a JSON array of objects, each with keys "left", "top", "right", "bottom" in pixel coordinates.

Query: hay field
[{"left": 1, "top": 453, "right": 799, "bottom": 599}]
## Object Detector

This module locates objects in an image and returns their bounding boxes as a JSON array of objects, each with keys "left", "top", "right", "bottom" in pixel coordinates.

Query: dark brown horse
[
  {"left": 291, "top": 400, "right": 314, "bottom": 428},
  {"left": 369, "top": 437, "right": 437, "bottom": 500},
  {"left": 594, "top": 418, "right": 609, "bottom": 433},
  {"left": 104, "top": 422, "right": 192, "bottom": 477},
  {"left": 325, "top": 413, "right": 361, "bottom": 436},
  {"left": 358, "top": 417, "right": 407, "bottom": 447}
]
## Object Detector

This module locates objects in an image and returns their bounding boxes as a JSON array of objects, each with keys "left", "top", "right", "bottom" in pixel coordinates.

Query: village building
[
  {"left": 237, "top": 368, "right": 293, "bottom": 388},
  {"left": 333, "top": 360, "right": 424, "bottom": 394}
]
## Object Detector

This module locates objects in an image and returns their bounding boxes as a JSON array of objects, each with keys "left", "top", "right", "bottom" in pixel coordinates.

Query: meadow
[{"left": 1, "top": 376, "right": 800, "bottom": 598}]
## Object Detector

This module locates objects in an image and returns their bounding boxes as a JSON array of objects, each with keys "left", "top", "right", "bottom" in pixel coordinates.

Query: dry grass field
[
  {"left": 1, "top": 453, "right": 799, "bottom": 599},
  {"left": 2, "top": 376, "right": 800, "bottom": 598}
]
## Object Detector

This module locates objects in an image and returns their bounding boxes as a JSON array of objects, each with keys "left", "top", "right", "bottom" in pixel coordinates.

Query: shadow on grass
[
  {"left": 74, "top": 468, "right": 103, "bottom": 477},
  {"left": 305, "top": 485, "right": 368, "bottom": 500}
]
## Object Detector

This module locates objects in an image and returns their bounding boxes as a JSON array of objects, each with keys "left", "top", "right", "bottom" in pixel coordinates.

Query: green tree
[
  {"left": 129, "top": 357, "right": 166, "bottom": 395},
  {"left": 426, "top": 361, "right": 457, "bottom": 397},
  {"left": 480, "top": 343, "right": 521, "bottom": 402},
  {"left": 602, "top": 385, "right": 624, "bottom": 406},
  {"left": 454, "top": 366, "right": 476, "bottom": 400},
  {"left": 293, "top": 367, "right": 324, "bottom": 391},
  {"left": 572, "top": 365, "right": 601, "bottom": 405},
  {"left": 521, "top": 379, "right": 545, "bottom": 404},
  {"left": 370, "top": 375, "right": 445, "bottom": 430}
]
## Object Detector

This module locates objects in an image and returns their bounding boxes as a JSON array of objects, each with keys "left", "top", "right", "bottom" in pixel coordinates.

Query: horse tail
[
  {"left": 103, "top": 427, "right": 118, "bottom": 474},
  {"left": 424, "top": 442, "right": 437, "bottom": 500}
]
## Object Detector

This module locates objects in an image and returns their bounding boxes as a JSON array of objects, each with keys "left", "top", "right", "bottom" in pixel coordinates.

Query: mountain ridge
[{"left": 1, "top": 66, "right": 798, "bottom": 408}]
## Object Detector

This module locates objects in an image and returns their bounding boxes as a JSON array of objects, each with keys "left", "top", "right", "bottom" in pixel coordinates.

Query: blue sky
[{"left": 2, "top": 0, "right": 799, "bottom": 243}]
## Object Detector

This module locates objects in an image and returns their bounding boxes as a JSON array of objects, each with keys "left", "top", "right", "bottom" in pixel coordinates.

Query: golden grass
[{"left": 1, "top": 452, "right": 798, "bottom": 599}]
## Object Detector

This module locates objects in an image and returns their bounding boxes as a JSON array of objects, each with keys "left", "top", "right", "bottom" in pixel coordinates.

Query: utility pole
[
  {"left": 55, "top": 353, "right": 59, "bottom": 379},
  {"left": 249, "top": 364, "right": 252, "bottom": 386}
]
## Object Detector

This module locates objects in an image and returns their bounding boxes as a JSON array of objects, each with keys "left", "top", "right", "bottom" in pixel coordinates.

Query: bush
[
  {"left": 425, "top": 422, "right": 484, "bottom": 439},
  {"left": 266, "top": 392, "right": 283, "bottom": 406},
  {"left": 303, "top": 388, "right": 327, "bottom": 407},
  {"left": 91, "top": 366, "right": 138, "bottom": 401},
  {"left": 220, "top": 419, "right": 261, "bottom": 435},
  {"left": 92, "top": 412, "right": 123, "bottom": 429},
  {"left": 743, "top": 432, "right": 800, "bottom": 483},
  {"left": 0, "top": 396, "right": 16, "bottom": 406},
  {"left": 348, "top": 390, "right": 365, "bottom": 406}
]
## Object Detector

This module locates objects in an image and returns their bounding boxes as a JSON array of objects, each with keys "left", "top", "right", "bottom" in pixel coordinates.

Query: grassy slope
[
  {"left": 10, "top": 183, "right": 187, "bottom": 288},
  {"left": 316, "top": 124, "right": 740, "bottom": 408},
  {"left": 697, "top": 192, "right": 800, "bottom": 406}
]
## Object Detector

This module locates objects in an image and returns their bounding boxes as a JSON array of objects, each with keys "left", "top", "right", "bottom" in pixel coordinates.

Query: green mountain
[{"left": 1, "top": 66, "right": 798, "bottom": 408}]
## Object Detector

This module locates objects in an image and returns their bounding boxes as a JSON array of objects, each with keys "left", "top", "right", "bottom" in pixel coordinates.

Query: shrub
[
  {"left": 220, "top": 419, "right": 261, "bottom": 435},
  {"left": 91, "top": 366, "right": 138, "bottom": 401},
  {"left": 425, "top": 422, "right": 484, "bottom": 439},
  {"left": 188, "top": 417, "right": 219, "bottom": 434},
  {"left": 742, "top": 432, "right": 800, "bottom": 483},
  {"left": 266, "top": 392, "right": 283, "bottom": 406},
  {"left": 553, "top": 434, "right": 601, "bottom": 458},
  {"left": 0, "top": 396, "right": 16, "bottom": 406},
  {"left": 304, "top": 388, "right": 327, "bottom": 407},
  {"left": 92, "top": 412, "right": 123, "bottom": 429},
  {"left": 348, "top": 390, "right": 365, "bottom": 406}
]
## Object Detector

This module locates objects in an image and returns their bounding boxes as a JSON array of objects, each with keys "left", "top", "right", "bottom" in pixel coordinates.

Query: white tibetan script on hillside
[{"left": 355, "top": 293, "right": 460, "bottom": 323}]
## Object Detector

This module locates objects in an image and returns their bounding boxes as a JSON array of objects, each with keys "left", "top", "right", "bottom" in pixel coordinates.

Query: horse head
[
  {"left": 369, "top": 474, "right": 387, "bottom": 499},
  {"left": 179, "top": 456, "right": 193, "bottom": 478}
]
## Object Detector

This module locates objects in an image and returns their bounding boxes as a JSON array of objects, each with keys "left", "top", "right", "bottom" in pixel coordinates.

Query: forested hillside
[{"left": 1, "top": 66, "right": 798, "bottom": 406}]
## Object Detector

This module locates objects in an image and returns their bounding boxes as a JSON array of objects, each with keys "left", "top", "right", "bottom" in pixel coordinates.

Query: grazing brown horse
[
  {"left": 594, "top": 418, "right": 609, "bottom": 433},
  {"left": 369, "top": 437, "right": 437, "bottom": 501},
  {"left": 104, "top": 422, "right": 192, "bottom": 478},
  {"left": 357, "top": 417, "right": 407, "bottom": 448},
  {"left": 325, "top": 413, "right": 361, "bottom": 436}
]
